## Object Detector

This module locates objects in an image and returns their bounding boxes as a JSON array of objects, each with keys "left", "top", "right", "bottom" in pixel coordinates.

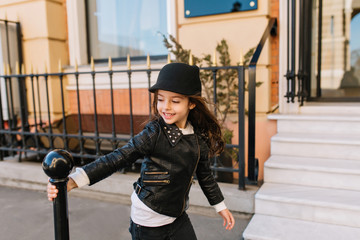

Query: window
[
  {"left": 86, "top": 0, "right": 168, "bottom": 61},
  {"left": 310, "top": 0, "right": 360, "bottom": 99}
]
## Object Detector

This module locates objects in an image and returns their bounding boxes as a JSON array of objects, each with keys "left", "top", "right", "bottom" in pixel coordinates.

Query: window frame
[
  {"left": 66, "top": 0, "right": 176, "bottom": 66},
  {"left": 83, "top": 0, "right": 174, "bottom": 64}
]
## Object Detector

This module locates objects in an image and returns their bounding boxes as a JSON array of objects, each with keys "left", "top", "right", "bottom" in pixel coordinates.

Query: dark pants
[{"left": 129, "top": 212, "right": 197, "bottom": 240}]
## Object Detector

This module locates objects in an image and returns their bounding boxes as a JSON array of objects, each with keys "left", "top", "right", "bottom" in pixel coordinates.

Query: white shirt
[{"left": 69, "top": 122, "right": 227, "bottom": 227}]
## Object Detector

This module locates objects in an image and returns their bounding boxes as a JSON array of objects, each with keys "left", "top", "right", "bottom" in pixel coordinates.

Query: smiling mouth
[{"left": 163, "top": 113, "right": 175, "bottom": 119}]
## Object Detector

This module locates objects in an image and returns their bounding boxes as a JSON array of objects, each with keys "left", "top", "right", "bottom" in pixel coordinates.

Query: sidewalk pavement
[{"left": 0, "top": 156, "right": 256, "bottom": 239}]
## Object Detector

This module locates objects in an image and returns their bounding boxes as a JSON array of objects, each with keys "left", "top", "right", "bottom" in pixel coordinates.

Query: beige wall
[
  {"left": 0, "top": 0, "right": 69, "bottom": 119},
  {"left": 176, "top": 0, "right": 272, "bottom": 113},
  {"left": 175, "top": 0, "right": 275, "bottom": 180}
]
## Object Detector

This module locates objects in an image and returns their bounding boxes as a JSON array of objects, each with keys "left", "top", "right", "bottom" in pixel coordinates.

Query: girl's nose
[{"left": 164, "top": 100, "right": 171, "bottom": 109}]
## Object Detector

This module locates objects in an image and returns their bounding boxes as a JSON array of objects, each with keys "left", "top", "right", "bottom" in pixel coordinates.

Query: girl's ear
[{"left": 189, "top": 102, "right": 196, "bottom": 110}]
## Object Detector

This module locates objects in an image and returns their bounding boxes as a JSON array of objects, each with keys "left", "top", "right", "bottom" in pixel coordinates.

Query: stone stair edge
[
  {"left": 255, "top": 183, "right": 360, "bottom": 211},
  {"left": 264, "top": 155, "right": 360, "bottom": 174},
  {"left": 243, "top": 214, "right": 360, "bottom": 240}
]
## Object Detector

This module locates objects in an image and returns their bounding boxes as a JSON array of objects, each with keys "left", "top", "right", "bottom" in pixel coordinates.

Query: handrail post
[
  {"left": 247, "top": 17, "right": 277, "bottom": 183},
  {"left": 247, "top": 64, "right": 257, "bottom": 182},
  {"left": 42, "top": 149, "right": 74, "bottom": 240},
  {"left": 237, "top": 65, "right": 245, "bottom": 190}
]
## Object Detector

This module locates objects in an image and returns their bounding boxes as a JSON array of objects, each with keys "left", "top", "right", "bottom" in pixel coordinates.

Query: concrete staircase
[{"left": 243, "top": 105, "right": 360, "bottom": 240}]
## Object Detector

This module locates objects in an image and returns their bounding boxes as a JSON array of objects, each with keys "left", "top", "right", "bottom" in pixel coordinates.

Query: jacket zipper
[
  {"left": 181, "top": 136, "right": 200, "bottom": 213},
  {"left": 144, "top": 171, "right": 169, "bottom": 175},
  {"left": 143, "top": 180, "right": 170, "bottom": 184}
]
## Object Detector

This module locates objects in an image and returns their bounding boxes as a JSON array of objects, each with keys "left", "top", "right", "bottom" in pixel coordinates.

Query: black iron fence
[{"left": 0, "top": 18, "right": 276, "bottom": 190}]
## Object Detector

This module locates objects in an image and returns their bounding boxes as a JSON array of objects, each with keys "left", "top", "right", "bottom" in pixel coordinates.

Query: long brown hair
[{"left": 152, "top": 91, "right": 225, "bottom": 157}]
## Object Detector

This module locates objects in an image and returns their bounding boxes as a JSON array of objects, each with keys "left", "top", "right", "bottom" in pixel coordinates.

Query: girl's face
[{"left": 156, "top": 90, "right": 195, "bottom": 129}]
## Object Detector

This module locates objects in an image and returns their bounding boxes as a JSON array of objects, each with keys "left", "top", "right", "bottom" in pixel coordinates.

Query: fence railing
[
  {"left": 0, "top": 18, "right": 276, "bottom": 190},
  {"left": 0, "top": 64, "right": 250, "bottom": 188}
]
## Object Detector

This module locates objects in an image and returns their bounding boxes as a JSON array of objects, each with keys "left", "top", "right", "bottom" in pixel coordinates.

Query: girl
[{"left": 47, "top": 62, "right": 235, "bottom": 240}]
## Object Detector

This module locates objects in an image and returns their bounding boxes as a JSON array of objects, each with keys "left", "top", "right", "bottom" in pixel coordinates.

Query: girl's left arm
[
  {"left": 195, "top": 142, "right": 224, "bottom": 205},
  {"left": 196, "top": 138, "right": 235, "bottom": 230}
]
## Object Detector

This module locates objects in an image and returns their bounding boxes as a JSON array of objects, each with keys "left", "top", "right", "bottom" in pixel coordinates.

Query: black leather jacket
[{"left": 82, "top": 118, "right": 224, "bottom": 217}]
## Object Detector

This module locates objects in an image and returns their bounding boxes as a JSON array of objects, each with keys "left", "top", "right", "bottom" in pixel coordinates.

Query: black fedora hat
[{"left": 149, "top": 63, "right": 201, "bottom": 96}]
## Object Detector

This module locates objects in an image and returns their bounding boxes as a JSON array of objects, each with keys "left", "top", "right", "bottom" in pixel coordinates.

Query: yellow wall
[
  {"left": 0, "top": 0, "right": 69, "bottom": 119},
  {"left": 176, "top": 0, "right": 271, "bottom": 113},
  {"left": 175, "top": 0, "right": 275, "bottom": 180}
]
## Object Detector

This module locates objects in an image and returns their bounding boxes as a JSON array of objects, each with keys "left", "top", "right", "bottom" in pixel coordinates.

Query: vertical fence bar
[
  {"left": 298, "top": 0, "right": 304, "bottom": 103},
  {"left": 36, "top": 74, "right": 43, "bottom": 127},
  {"left": 15, "top": 71, "right": 25, "bottom": 161},
  {"left": 247, "top": 65, "right": 256, "bottom": 182},
  {"left": 44, "top": 72, "right": 54, "bottom": 149},
  {"left": 16, "top": 21, "right": 28, "bottom": 131},
  {"left": 59, "top": 72, "right": 68, "bottom": 150},
  {"left": 4, "top": 20, "right": 16, "bottom": 155},
  {"left": 147, "top": 55, "right": 152, "bottom": 120},
  {"left": 109, "top": 68, "right": 116, "bottom": 151},
  {"left": 75, "top": 69, "right": 84, "bottom": 164},
  {"left": 316, "top": 0, "right": 322, "bottom": 97},
  {"left": 30, "top": 75, "right": 40, "bottom": 153},
  {"left": 0, "top": 75, "right": 4, "bottom": 160},
  {"left": 127, "top": 71, "right": 134, "bottom": 137},
  {"left": 4, "top": 75, "right": 12, "bottom": 129},
  {"left": 17, "top": 73, "right": 26, "bottom": 162},
  {"left": 4, "top": 74, "right": 15, "bottom": 156},
  {"left": 212, "top": 69, "right": 218, "bottom": 116},
  {"left": 212, "top": 69, "right": 218, "bottom": 179},
  {"left": 147, "top": 69, "right": 152, "bottom": 120},
  {"left": 91, "top": 69, "right": 100, "bottom": 155},
  {"left": 7, "top": 74, "right": 16, "bottom": 130},
  {"left": 4, "top": 20, "right": 11, "bottom": 68},
  {"left": 285, "top": 0, "right": 291, "bottom": 103},
  {"left": 290, "top": 0, "right": 296, "bottom": 102},
  {"left": 237, "top": 65, "right": 245, "bottom": 190}
]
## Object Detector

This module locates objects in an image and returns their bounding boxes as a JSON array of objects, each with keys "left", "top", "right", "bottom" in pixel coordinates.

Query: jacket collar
[{"left": 158, "top": 118, "right": 183, "bottom": 146}]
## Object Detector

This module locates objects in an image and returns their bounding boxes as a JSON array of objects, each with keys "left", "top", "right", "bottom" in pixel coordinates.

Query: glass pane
[
  {"left": 311, "top": 0, "right": 360, "bottom": 98},
  {"left": 87, "top": 0, "right": 168, "bottom": 60}
]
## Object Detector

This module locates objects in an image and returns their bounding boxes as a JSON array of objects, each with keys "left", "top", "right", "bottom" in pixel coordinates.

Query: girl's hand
[
  {"left": 218, "top": 208, "right": 235, "bottom": 230},
  {"left": 47, "top": 182, "right": 58, "bottom": 201},
  {"left": 47, "top": 178, "right": 78, "bottom": 202}
]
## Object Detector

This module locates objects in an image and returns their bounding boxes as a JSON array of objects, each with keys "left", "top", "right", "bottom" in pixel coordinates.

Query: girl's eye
[
  {"left": 172, "top": 101, "right": 180, "bottom": 103},
  {"left": 158, "top": 99, "right": 164, "bottom": 102}
]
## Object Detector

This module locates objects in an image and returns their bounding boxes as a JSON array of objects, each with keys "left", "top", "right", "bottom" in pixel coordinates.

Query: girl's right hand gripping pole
[{"left": 42, "top": 149, "right": 74, "bottom": 240}]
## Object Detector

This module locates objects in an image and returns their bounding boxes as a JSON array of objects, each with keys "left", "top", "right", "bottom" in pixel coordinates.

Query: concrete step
[
  {"left": 300, "top": 104, "right": 360, "bottom": 115},
  {"left": 255, "top": 183, "right": 360, "bottom": 228},
  {"left": 268, "top": 114, "right": 360, "bottom": 135},
  {"left": 264, "top": 155, "right": 360, "bottom": 191},
  {"left": 243, "top": 214, "right": 360, "bottom": 240},
  {"left": 271, "top": 133, "right": 360, "bottom": 160}
]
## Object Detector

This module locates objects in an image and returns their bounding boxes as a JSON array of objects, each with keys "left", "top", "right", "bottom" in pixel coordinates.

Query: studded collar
[
  {"left": 159, "top": 119, "right": 191, "bottom": 146},
  {"left": 161, "top": 125, "right": 183, "bottom": 147}
]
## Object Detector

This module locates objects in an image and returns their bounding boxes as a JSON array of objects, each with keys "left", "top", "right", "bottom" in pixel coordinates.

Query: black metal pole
[
  {"left": 290, "top": 0, "right": 296, "bottom": 102},
  {"left": 91, "top": 71, "right": 100, "bottom": 155},
  {"left": 75, "top": 71, "right": 84, "bottom": 164},
  {"left": 42, "top": 149, "right": 74, "bottom": 240},
  {"left": 316, "top": 0, "right": 323, "bottom": 97},
  {"left": 237, "top": 65, "right": 245, "bottom": 190},
  {"left": 109, "top": 70, "right": 116, "bottom": 151},
  {"left": 127, "top": 70, "right": 134, "bottom": 137},
  {"left": 247, "top": 65, "right": 256, "bottom": 182}
]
